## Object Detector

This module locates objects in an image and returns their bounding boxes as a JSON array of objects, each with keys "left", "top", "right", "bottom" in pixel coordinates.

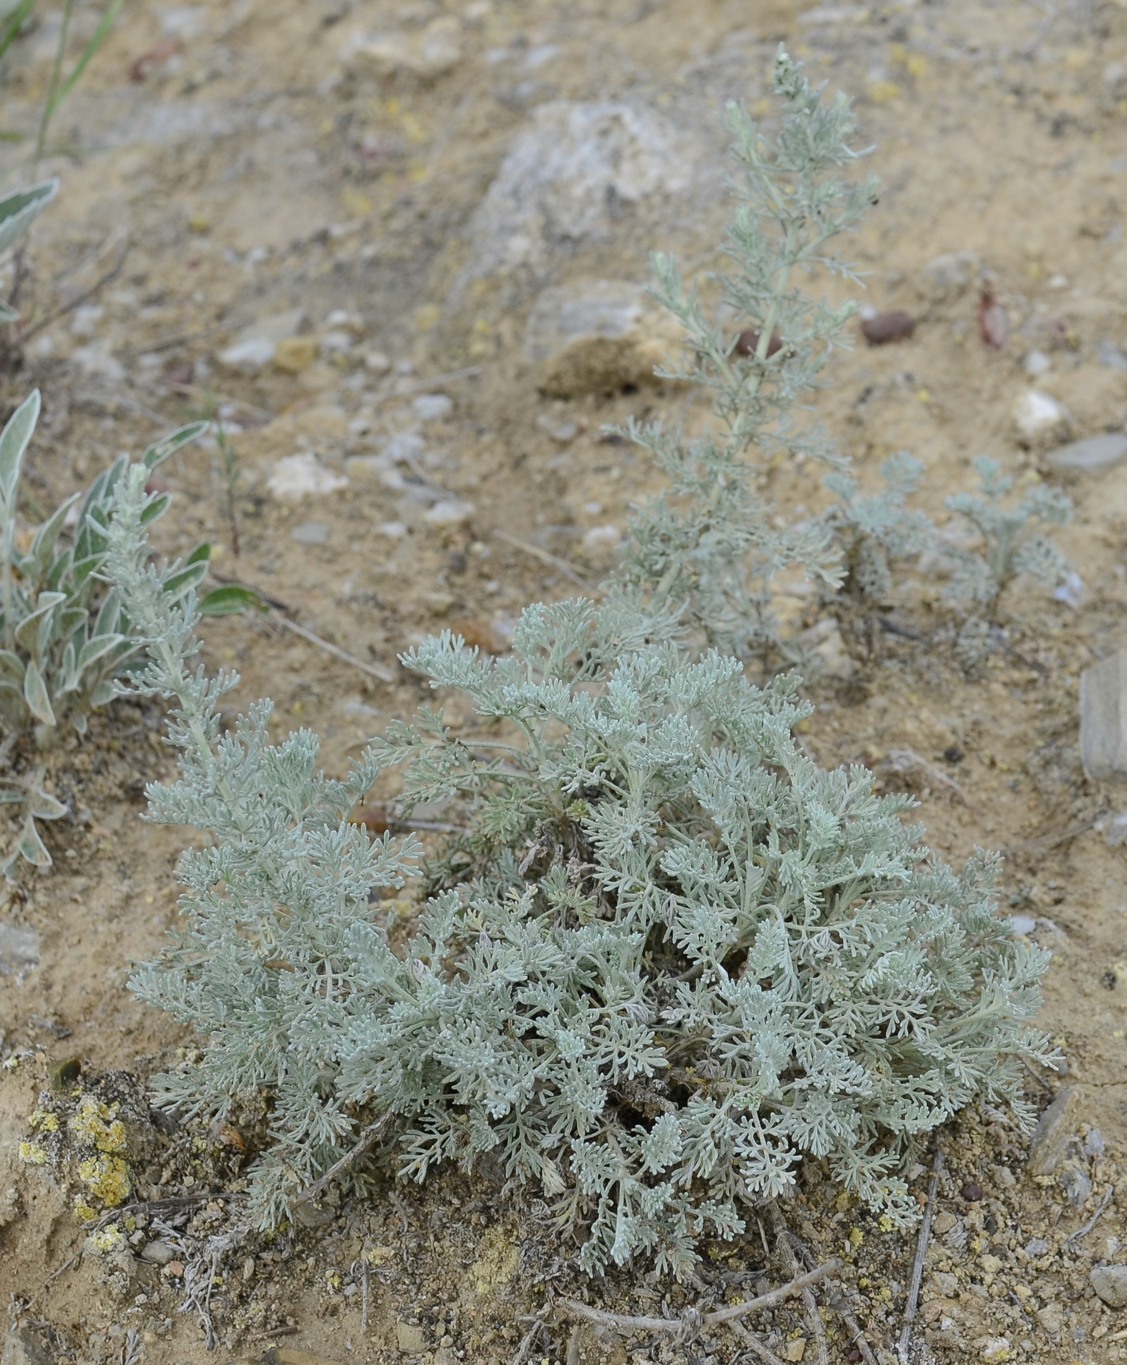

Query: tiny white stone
[
  {"left": 412, "top": 393, "right": 453, "bottom": 422},
  {"left": 424, "top": 499, "right": 474, "bottom": 526},
  {"left": 267, "top": 453, "right": 348, "bottom": 500},
  {"left": 1013, "top": 389, "right": 1069, "bottom": 444},
  {"left": 319, "top": 330, "right": 354, "bottom": 356},
  {"left": 582, "top": 524, "right": 621, "bottom": 551},
  {"left": 218, "top": 337, "right": 276, "bottom": 373}
]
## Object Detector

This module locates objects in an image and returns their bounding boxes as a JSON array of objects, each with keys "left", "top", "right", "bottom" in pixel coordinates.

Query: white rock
[
  {"left": 1044, "top": 432, "right": 1127, "bottom": 476},
  {"left": 1080, "top": 650, "right": 1127, "bottom": 780},
  {"left": 457, "top": 101, "right": 700, "bottom": 288},
  {"left": 424, "top": 499, "right": 474, "bottom": 526},
  {"left": 412, "top": 393, "right": 453, "bottom": 422},
  {"left": 1091, "top": 1264, "right": 1127, "bottom": 1310},
  {"left": 384, "top": 432, "right": 425, "bottom": 463},
  {"left": 70, "top": 342, "right": 125, "bottom": 383},
  {"left": 217, "top": 308, "right": 307, "bottom": 374},
  {"left": 363, "top": 350, "right": 391, "bottom": 374},
  {"left": 0, "top": 920, "right": 39, "bottom": 981},
  {"left": 319, "top": 329, "right": 354, "bottom": 357},
  {"left": 342, "top": 17, "right": 461, "bottom": 85},
  {"left": 291, "top": 521, "right": 330, "bottom": 545},
  {"left": 920, "top": 251, "right": 978, "bottom": 303},
  {"left": 1013, "top": 389, "right": 1070, "bottom": 447},
  {"left": 217, "top": 336, "right": 276, "bottom": 373},
  {"left": 582, "top": 524, "right": 622, "bottom": 551},
  {"left": 267, "top": 454, "right": 348, "bottom": 500},
  {"left": 70, "top": 304, "right": 103, "bottom": 338},
  {"left": 1023, "top": 349, "right": 1051, "bottom": 377}
]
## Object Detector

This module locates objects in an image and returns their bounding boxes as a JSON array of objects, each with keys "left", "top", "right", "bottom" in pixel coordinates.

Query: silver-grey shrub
[
  {"left": 109, "top": 456, "right": 1052, "bottom": 1272},
  {"left": 107, "top": 52, "right": 1057, "bottom": 1279}
]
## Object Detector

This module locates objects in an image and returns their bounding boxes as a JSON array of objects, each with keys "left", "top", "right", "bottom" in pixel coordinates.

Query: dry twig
[
  {"left": 557, "top": 1259, "right": 841, "bottom": 1340},
  {"left": 897, "top": 1147, "right": 944, "bottom": 1364},
  {"left": 493, "top": 527, "right": 593, "bottom": 591},
  {"left": 768, "top": 1203, "right": 828, "bottom": 1365},
  {"left": 292, "top": 1113, "right": 391, "bottom": 1210},
  {"left": 1064, "top": 1185, "right": 1115, "bottom": 1247}
]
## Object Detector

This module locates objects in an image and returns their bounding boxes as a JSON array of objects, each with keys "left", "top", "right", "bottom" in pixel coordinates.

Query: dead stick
[
  {"left": 840, "top": 1304, "right": 879, "bottom": 1365},
  {"left": 493, "top": 527, "right": 593, "bottom": 591},
  {"left": 511, "top": 1310, "right": 549, "bottom": 1365},
  {"left": 1064, "top": 1185, "right": 1114, "bottom": 1247},
  {"left": 768, "top": 1203, "right": 828, "bottom": 1365},
  {"left": 557, "top": 1259, "right": 841, "bottom": 1336},
  {"left": 293, "top": 1114, "right": 391, "bottom": 1208},
  {"left": 21, "top": 236, "right": 130, "bottom": 344},
  {"left": 272, "top": 614, "right": 395, "bottom": 684},
  {"left": 898, "top": 1148, "right": 944, "bottom": 1364}
]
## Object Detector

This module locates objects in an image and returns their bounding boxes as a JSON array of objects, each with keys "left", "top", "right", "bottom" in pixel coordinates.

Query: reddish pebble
[
  {"left": 351, "top": 806, "right": 392, "bottom": 835},
  {"left": 732, "top": 328, "right": 783, "bottom": 358},
  {"left": 860, "top": 310, "right": 916, "bottom": 345},
  {"left": 130, "top": 37, "right": 181, "bottom": 83},
  {"left": 167, "top": 1260, "right": 185, "bottom": 1277},
  {"left": 978, "top": 292, "right": 1009, "bottom": 349}
]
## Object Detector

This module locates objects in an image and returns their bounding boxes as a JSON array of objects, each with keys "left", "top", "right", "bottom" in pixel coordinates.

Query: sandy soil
[{"left": 1, "top": 1, "right": 1126, "bottom": 1361}]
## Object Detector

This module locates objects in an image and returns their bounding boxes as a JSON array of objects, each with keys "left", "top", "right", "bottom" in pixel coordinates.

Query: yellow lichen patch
[
  {"left": 88, "top": 1223, "right": 125, "bottom": 1254},
  {"left": 467, "top": 1226, "right": 519, "bottom": 1299},
  {"left": 18, "top": 1140, "right": 47, "bottom": 1165},
  {"left": 27, "top": 1109, "right": 59, "bottom": 1133},
  {"left": 77, "top": 1154, "right": 130, "bottom": 1208},
  {"left": 73, "top": 1196, "right": 98, "bottom": 1223},
  {"left": 70, "top": 1095, "right": 127, "bottom": 1154}
]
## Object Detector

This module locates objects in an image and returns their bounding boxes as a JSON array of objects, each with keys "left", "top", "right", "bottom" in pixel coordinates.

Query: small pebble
[
  {"left": 1097, "top": 340, "right": 1127, "bottom": 372},
  {"left": 274, "top": 336, "right": 317, "bottom": 374},
  {"left": 1013, "top": 389, "right": 1070, "bottom": 446},
  {"left": 1090, "top": 1264, "right": 1127, "bottom": 1310},
  {"left": 920, "top": 250, "right": 978, "bottom": 301},
  {"left": 1028, "top": 1087, "right": 1079, "bottom": 1175},
  {"left": 267, "top": 453, "right": 348, "bottom": 500},
  {"left": 424, "top": 499, "right": 474, "bottom": 526},
  {"left": 536, "top": 413, "right": 580, "bottom": 444},
  {"left": 0, "top": 921, "right": 40, "bottom": 980},
  {"left": 1024, "top": 350, "right": 1051, "bottom": 377},
  {"left": 218, "top": 337, "right": 275, "bottom": 372},
  {"left": 961, "top": 1181, "right": 985, "bottom": 1202},
  {"left": 291, "top": 521, "right": 329, "bottom": 546},
  {"left": 582, "top": 525, "right": 622, "bottom": 551},
  {"left": 1060, "top": 1166, "right": 1092, "bottom": 1206},
  {"left": 413, "top": 393, "right": 454, "bottom": 422},
  {"left": 319, "top": 330, "right": 354, "bottom": 357},
  {"left": 364, "top": 350, "right": 392, "bottom": 374},
  {"left": 384, "top": 432, "right": 425, "bottom": 463},
  {"left": 860, "top": 309, "right": 916, "bottom": 345},
  {"left": 140, "top": 1239, "right": 176, "bottom": 1266},
  {"left": 1044, "top": 431, "right": 1127, "bottom": 476},
  {"left": 1083, "top": 1128, "right": 1106, "bottom": 1157}
]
